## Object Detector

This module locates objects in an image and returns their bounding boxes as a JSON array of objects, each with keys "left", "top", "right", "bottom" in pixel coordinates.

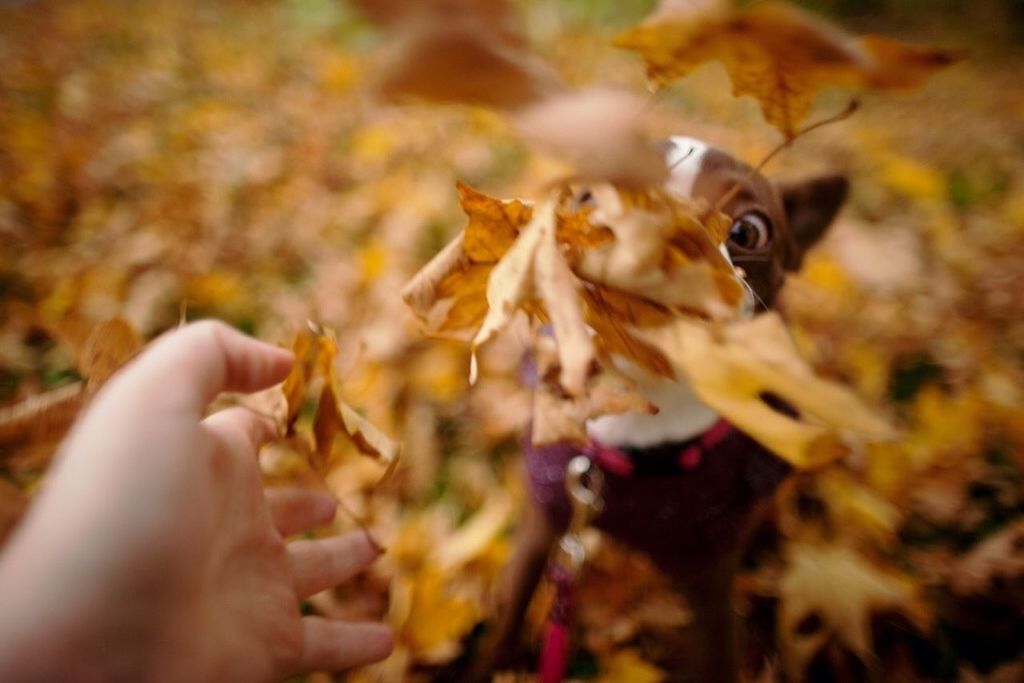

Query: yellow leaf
[
  {"left": 778, "top": 543, "right": 929, "bottom": 681},
  {"left": 534, "top": 205, "right": 594, "bottom": 396},
  {"left": 599, "top": 648, "right": 666, "bottom": 683},
  {"left": 643, "top": 313, "right": 895, "bottom": 469},
  {"left": 397, "top": 568, "right": 480, "bottom": 662}
]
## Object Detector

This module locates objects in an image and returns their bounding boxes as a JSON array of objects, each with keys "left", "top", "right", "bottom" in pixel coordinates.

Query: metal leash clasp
[{"left": 557, "top": 455, "right": 605, "bottom": 576}]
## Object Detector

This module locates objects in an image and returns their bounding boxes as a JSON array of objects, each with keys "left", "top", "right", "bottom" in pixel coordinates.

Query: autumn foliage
[{"left": 1, "top": 0, "right": 1022, "bottom": 681}]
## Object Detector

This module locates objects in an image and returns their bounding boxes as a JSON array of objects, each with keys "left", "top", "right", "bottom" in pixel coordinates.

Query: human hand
[{"left": 0, "top": 321, "right": 393, "bottom": 682}]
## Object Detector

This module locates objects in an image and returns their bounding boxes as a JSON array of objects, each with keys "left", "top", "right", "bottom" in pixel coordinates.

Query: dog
[{"left": 470, "top": 136, "right": 849, "bottom": 683}]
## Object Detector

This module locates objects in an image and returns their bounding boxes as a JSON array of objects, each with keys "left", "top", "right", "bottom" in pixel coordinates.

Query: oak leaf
[{"left": 615, "top": 1, "right": 957, "bottom": 138}]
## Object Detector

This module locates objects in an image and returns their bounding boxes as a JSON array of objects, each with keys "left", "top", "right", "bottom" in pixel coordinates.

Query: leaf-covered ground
[{"left": 2, "top": 1, "right": 1023, "bottom": 681}]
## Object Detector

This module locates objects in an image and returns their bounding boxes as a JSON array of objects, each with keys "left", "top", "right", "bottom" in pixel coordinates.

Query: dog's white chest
[{"left": 585, "top": 359, "right": 719, "bottom": 448}]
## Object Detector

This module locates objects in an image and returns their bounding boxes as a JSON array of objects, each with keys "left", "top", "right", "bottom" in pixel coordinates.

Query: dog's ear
[{"left": 780, "top": 174, "right": 848, "bottom": 270}]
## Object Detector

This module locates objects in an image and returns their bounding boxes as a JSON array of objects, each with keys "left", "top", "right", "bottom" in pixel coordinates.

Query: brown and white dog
[{"left": 470, "top": 137, "right": 848, "bottom": 683}]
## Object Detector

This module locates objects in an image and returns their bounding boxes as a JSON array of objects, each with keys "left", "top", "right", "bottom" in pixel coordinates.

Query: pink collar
[{"left": 583, "top": 419, "right": 734, "bottom": 477}]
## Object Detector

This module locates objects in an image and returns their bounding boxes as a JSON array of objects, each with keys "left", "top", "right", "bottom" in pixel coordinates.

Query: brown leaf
[
  {"left": 534, "top": 207, "right": 594, "bottom": 396},
  {"left": 515, "top": 89, "right": 669, "bottom": 187},
  {"left": 471, "top": 199, "right": 552, "bottom": 364},
  {"left": 379, "top": 17, "right": 561, "bottom": 110},
  {"left": 458, "top": 181, "right": 532, "bottom": 263},
  {"left": 615, "top": 1, "right": 957, "bottom": 138},
  {"left": 79, "top": 317, "right": 142, "bottom": 390},
  {"left": 0, "top": 382, "right": 86, "bottom": 448},
  {"left": 950, "top": 521, "right": 1024, "bottom": 595},
  {"left": 402, "top": 184, "right": 533, "bottom": 340},
  {"left": 282, "top": 330, "right": 315, "bottom": 431}
]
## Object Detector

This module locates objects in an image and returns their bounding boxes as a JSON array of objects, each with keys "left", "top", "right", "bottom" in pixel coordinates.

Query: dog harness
[{"left": 530, "top": 419, "right": 790, "bottom": 682}]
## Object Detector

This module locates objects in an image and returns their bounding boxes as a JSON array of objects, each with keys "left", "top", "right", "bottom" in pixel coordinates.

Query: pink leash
[
  {"left": 539, "top": 563, "right": 575, "bottom": 683},
  {"left": 538, "top": 422, "right": 733, "bottom": 681}
]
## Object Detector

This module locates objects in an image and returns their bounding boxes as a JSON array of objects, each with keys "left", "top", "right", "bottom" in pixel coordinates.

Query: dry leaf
[
  {"left": 615, "top": 1, "right": 957, "bottom": 138},
  {"left": 532, "top": 336, "right": 656, "bottom": 445},
  {"left": 643, "top": 313, "right": 895, "bottom": 469},
  {"left": 950, "top": 521, "right": 1024, "bottom": 595},
  {"left": 402, "top": 183, "right": 532, "bottom": 340},
  {"left": 79, "top": 317, "right": 142, "bottom": 390},
  {"left": 778, "top": 543, "right": 929, "bottom": 681},
  {"left": 378, "top": 16, "right": 561, "bottom": 110},
  {"left": 459, "top": 181, "right": 532, "bottom": 262},
  {"left": 280, "top": 328, "right": 400, "bottom": 478},
  {"left": 599, "top": 648, "right": 667, "bottom": 683}
]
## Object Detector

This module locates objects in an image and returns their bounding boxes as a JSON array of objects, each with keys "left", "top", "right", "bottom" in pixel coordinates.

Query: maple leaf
[
  {"left": 401, "top": 183, "right": 532, "bottom": 340},
  {"left": 777, "top": 543, "right": 929, "bottom": 681},
  {"left": 615, "top": 0, "right": 958, "bottom": 138},
  {"left": 641, "top": 312, "right": 896, "bottom": 469},
  {"left": 280, "top": 327, "right": 400, "bottom": 478},
  {"left": 469, "top": 197, "right": 597, "bottom": 395}
]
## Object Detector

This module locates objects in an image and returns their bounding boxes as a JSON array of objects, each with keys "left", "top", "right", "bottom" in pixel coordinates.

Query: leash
[
  {"left": 536, "top": 421, "right": 735, "bottom": 681},
  {"left": 539, "top": 455, "right": 604, "bottom": 683}
]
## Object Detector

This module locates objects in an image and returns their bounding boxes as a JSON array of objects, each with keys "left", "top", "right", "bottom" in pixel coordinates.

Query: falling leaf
[
  {"left": 470, "top": 199, "right": 553, "bottom": 371},
  {"left": 642, "top": 313, "right": 895, "bottom": 469},
  {"left": 778, "top": 543, "right": 929, "bottom": 681},
  {"left": 534, "top": 204, "right": 594, "bottom": 395},
  {"left": 515, "top": 88, "right": 669, "bottom": 187},
  {"left": 378, "top": 12, "right": 561, "bottom": 110},
  {"left": 402, "top": 184, "right": 533, "bottom": 340},
  {"left": 615, "top": 1, "right": 957, "bottom": 138}
]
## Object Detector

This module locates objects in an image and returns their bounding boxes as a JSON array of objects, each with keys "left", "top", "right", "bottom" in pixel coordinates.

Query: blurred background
[{"left": 1, "top": 1, "right": 1022, "bottom": 681}]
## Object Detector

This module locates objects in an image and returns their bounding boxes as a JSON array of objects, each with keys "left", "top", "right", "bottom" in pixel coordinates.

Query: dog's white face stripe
[{"left": 664, "top": 136, "right": 710, "bottom": 199}]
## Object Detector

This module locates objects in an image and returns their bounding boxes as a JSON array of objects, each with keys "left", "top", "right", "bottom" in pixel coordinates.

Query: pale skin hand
[{"left": 0, "top": 321, "right": 394, "bottom": 682}]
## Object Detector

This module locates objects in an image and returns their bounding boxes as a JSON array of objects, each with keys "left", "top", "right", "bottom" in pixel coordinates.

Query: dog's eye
[{"left": 728, "top": 212, "right": 771, "bottom": 250}]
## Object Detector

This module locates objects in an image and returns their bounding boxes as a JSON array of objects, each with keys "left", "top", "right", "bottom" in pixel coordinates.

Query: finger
[
  {"left": 112, "top": 320, "right": 293, "bottom": 415},
  {"left": 202, "top": 406, "right": 277, "bottom": 459},
  {"left": 288, "top": 531, "right": 381, "bottom": 599},
  {"left": 266, "top": 488, "right": 337, "bottom": 537},
  {"left": 288, "top": 618, "right": 394, "bottom": 674}
]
